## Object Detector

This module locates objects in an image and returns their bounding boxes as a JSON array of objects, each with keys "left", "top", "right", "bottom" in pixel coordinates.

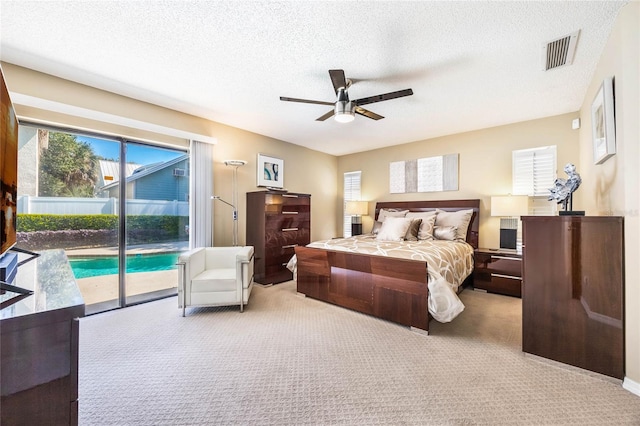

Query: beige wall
[
  {"left": 338, "top": 112, "right": 580, "bottom": 249},
  {"left": 1, "top": 62, "right": 339, "bottom": 246},
  {"left": 206, "top": 123, "right": 337, "bottom": 245},
  {"left": 576, "top": 1, "right": 639, "bottom": 388}
]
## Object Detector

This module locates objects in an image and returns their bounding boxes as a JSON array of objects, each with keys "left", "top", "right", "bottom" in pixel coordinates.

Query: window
[
  {"left": 343, "top": 171, "right": 362, "bottom": 237},
  {"left": 512, "top": 146, "right": 557, "bottom": 215}
]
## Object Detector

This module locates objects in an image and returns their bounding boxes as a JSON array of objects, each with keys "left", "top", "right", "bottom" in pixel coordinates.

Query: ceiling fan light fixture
[{"left": 334, "top": 100, "right": 355, "bottom": 123}]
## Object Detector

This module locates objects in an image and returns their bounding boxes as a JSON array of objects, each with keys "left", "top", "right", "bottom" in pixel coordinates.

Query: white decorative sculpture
[{"left": 548, "top": 163, "right": 582, "bottom": 213}]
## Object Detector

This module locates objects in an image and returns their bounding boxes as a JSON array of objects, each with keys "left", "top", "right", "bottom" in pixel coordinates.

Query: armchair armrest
[
  {"left": 235, "top": 246, "right": 254, "bottom": 263},
  {"left": 178, "top": 247, "right": 206, "bottom": 281}
]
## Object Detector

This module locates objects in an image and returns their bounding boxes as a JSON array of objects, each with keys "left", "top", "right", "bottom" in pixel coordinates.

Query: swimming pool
[{"left": 69, "top": 252, "right": 181, "bottom": 279}]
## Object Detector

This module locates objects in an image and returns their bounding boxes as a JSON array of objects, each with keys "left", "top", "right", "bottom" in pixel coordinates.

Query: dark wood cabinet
[
  {"left": 473, "top": 249, "right": 522, "bottom": 297},
  {"left": 521, "top": 216, "right": 624, "bottom": 379},
  {"left": 246, "top": 191, "right": 310, "bottom": 284},
  {"left": 1, "top": 250, "right": 84, "bottom": 425}
]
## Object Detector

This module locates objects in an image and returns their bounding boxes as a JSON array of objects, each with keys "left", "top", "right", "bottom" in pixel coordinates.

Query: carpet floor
[{"left": 79, "top": 281, "right": 640, "bottom": 425}]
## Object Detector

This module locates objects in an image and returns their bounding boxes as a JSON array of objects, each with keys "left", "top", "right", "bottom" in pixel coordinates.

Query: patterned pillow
[
  {"left": 406, "top": 211, "right": 437, "bottom": 240},
  {"left": 404, "top": 218, "right": 422, "bottom": 241},
  {"left": 376, "top": 217, "right": 412, "bottom": 242}
]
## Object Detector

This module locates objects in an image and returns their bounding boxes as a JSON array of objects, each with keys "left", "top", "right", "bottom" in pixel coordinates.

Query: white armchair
[{"left": 177, "top": 246, "right": 254, "bottom": 316}]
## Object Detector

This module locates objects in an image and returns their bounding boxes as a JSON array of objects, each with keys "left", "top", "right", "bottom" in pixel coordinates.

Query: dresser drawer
[
  {"left": 264, "top": 229, "right": 309, "bottom": 249},
  {"left": 475, "top": 253, "right": 521, "bottom": 277},
  {"left": 264, "top": 194, "right": 310, "bottom": 214},
  {"left": 474, "top": 250, "right": 522, "bottom": 297},
  {"left": 485, "top": 255, "right": 521, "bottom": 277},
  {"left": 487, "top": 274, "right": 522, "bottom": 297},
  {"left": 265, "top": 213, "right": 310, "bottom": 230}
]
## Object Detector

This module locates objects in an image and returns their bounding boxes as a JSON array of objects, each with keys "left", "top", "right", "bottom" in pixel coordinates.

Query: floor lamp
[{"left": 212, "top": 160, "right": 246, "bottom": 246}]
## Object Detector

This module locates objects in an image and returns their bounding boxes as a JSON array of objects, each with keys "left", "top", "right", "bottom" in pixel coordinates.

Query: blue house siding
[
  {"left": 100, "top": 154, "right": 189, "bottom": 201},
  {"left": 134, "top": 159, "right": 189, "bottom": 201}
]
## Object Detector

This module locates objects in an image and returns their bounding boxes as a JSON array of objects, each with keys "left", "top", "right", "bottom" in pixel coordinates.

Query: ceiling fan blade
[
  {"left": 354, "top": 88, "right": 413, "bottom": 106},
  {"left": 280, "top": 96, "right": 334, "bottom": 106},
  {"left": 329, "top": 69, "right": 348, "bottom": 93},
  {"left": 355, "top": 106, "right": 384, "bottom": 120},
  {"left": 315, "top": 109, "right": 335, "bottom": 121}
]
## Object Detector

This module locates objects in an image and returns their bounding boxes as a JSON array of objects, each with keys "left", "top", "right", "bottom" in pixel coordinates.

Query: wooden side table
[{"left": 473, "top": 248, "right": 522, "bottom": 297}]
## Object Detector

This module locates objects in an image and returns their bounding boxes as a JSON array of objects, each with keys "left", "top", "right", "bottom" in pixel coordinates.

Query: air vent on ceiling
[{"left": 542, "top": 30, "right": 580, "bottom": 71}]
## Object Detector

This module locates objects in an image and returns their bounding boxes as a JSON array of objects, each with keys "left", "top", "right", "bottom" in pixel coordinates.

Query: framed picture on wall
[
  {"left": 257, "top": 153, "right": 284, "bottom": 188},
  {"left": 591, "top": 77, "right": 616, "bottom": 165}
]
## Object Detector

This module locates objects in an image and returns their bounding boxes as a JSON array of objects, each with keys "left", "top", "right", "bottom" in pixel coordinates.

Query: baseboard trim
[
  {"left": 623, "top": 377, "right": 640, "bottom": 397},
  {"left": 524, "top": 353, "right": 621, "bottom": 385}
]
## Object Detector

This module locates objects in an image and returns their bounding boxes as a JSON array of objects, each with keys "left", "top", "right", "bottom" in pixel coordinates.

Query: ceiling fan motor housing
[{"left": 334, "top": 88, "right": 355, "bottom": 122}]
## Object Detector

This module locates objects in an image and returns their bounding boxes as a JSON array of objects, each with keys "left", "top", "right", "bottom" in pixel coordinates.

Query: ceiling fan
[{"left": 280, "top": 69, "right": 413, "bottom": 123}]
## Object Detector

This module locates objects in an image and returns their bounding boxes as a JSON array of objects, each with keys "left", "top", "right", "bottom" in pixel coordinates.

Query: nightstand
[{"left": 473, "top": 248, "right": 522, "bottom": 297}]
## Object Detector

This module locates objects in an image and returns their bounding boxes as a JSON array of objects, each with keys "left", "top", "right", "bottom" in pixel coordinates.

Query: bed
[{"left": 293, "top": 199, "right": 480, "bottom": 334}]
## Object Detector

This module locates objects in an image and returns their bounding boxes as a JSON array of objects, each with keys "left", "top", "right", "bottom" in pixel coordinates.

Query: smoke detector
[{"left": 542, "top": 30, "right": 580, "bottom": 71}]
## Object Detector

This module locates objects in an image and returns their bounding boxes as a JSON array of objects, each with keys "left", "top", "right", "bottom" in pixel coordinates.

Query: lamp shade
[
  {"left": 491, "top": 195, "right": 529, "bottom": 217},
  {"left": 345, "top": 201, "right": 368, "bottom": 215}
]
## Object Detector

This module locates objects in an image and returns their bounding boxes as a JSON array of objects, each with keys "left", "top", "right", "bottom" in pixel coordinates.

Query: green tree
[{"left": 39, "top": 132, "right": 98, "bottom": 197}]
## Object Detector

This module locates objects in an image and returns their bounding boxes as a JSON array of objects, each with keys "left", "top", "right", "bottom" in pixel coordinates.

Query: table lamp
[
  {"left": 345, "top": 201, "right": 368, "bottom": 236},
  {"left": 491, "top": 195, "right": 529, "bottom": 250}
]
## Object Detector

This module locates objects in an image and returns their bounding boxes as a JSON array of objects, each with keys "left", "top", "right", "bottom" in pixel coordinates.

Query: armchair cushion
[{"left": 192, "top": 268, "right": 236, "bottom": 292}]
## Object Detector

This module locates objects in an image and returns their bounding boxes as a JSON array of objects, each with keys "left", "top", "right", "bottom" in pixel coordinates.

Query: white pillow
[
  {"left": 406, "top": 211, "right": 437, "bottom": 240},
  {"left": 434, "top": 209, "right": 474, "bottom": 242},
  {"left": 377, "top": 208, "right": 409, "bottom": 223},
  {"left": 376, "top": 217, "right": 412, "bottom": 242}
]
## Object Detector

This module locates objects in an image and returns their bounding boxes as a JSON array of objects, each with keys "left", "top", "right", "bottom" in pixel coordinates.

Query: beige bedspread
[{"left": 288, "top": 235, "right": 474, "bottom": 322}]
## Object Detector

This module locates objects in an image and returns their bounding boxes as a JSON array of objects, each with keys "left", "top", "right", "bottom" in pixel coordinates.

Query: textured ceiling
[{"left": 0, "top": 1, "right": 627, "bottom": 156}]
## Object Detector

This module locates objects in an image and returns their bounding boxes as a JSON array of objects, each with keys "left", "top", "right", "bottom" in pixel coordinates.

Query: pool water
[{"left": 69, "top": 252, "right": 181, "bottom": 279}]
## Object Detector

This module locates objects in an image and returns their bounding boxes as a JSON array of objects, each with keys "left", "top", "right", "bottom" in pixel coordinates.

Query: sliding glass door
[
  {"left": 16, "top": 125, "right": 189, "bottom": 314},
  {"left": 123, "top": 141, "right": 189, "bottom": 305}
]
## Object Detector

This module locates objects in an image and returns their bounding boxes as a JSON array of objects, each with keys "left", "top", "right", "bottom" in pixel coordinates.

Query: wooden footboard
[{"left": 295, "top": 246, "right": 430, "bottom": 332}]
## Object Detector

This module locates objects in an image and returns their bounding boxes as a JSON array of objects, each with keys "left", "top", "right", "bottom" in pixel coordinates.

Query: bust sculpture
[{"left": 548, "top": 163, "right": 582, "bottom": 212}]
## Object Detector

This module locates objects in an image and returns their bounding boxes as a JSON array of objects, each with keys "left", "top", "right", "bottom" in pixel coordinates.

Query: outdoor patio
[{"left": 65, "top": 241, "right": 188, "bottom": 307}]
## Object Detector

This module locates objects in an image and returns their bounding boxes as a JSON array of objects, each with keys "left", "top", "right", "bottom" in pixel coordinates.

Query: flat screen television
[{"left": 1, "top": 66, "right": 18, "bottom": 258}]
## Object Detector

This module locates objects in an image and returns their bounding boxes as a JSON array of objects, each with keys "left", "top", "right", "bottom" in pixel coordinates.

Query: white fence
[{"left": 17, "top": 195, "right": 189, "bottom": 216}]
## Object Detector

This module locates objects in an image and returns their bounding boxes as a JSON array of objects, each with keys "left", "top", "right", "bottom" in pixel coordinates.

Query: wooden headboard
[{"left": 374, "top": 199, "right": 480, "bottom": 249}]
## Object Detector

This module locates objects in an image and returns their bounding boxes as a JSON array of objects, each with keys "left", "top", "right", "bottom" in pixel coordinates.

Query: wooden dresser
[
  {"left": 521, "top": 216, "right": 624, "bottom": 379},
  {"left": 246, "top": 191, "right": 310, "bottom": 284},
  {"left": 1, "top": 249, "right": 85, "bottom": 425}
]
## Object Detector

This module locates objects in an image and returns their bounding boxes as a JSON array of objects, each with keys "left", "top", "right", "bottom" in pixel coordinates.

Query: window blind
[
  {"left": 512, "top": 146, "right": 557, "bottom": 215},
  {"left": 343, "top": 171, "right": 362, "bottom": 237}
]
